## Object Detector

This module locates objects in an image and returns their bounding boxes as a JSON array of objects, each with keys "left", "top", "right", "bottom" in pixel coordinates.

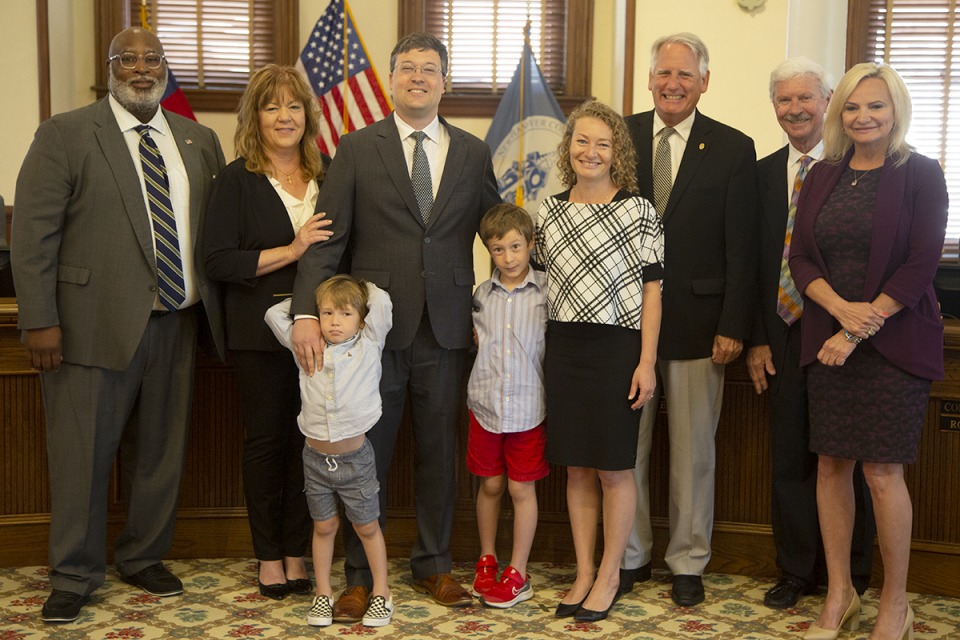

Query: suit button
[
  {"left": 421, "top": 271, "right": 426, "bottom": 278},
  {"left": 424, "top": 237, "right": 431, "bottom": 244},
  {"left": 149, "top": 285, "right": 157, "bottom": 292}
]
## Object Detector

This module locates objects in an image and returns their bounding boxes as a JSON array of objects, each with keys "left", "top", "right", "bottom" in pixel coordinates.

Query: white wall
[{"left": 0, "top": 1, "right": 41, "bottom": 204}]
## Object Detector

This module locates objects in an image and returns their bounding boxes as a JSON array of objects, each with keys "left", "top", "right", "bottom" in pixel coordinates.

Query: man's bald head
[{"left": 109, "top": 27, "right": 164, "bottom": 58}]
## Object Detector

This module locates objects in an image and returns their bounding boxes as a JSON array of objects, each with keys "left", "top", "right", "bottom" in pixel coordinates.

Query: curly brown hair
[
  {"left": 556, "top": 99, "right": 638, "bottom": 193},
  {"left": 235, "top": 64, "right": 324, "bottom": 181}
]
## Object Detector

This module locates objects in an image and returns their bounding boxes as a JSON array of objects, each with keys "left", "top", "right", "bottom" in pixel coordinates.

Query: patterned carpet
[{"left": 3, "top": 558, "right": 960, "bottom": 639}]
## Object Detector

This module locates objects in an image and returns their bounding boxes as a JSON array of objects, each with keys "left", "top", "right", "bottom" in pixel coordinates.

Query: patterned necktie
[
  {"left": 410, "top": 131, "right": 433, "bottom": 224},
  {"left": 136, "top": 125, "right": 185, "bottom": 310},
  {"left": 653, "top": 126, "right": 676, "bottom": 217},
  {"left": 777, "top": 155, "right": 813, "bottom": 324}
]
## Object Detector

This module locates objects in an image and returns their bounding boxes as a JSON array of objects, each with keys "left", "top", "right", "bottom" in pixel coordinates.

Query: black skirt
[{"left": 544, "top": 321, "right": 644, "bottom": 470}]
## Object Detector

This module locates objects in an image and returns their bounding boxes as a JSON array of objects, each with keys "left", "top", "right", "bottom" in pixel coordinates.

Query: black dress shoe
[
  {"left": 555, "top": 596, "right": 587, "bottom": 618},
  {"left": 763, "top": 576, "right": 814, "bottom": 609},
  {"left": 671, "top": 574, "right": 705, "bottom": 606},
  {"left": 618, "top": 561, "right": 652, "bottom": 597},
  {"left": 41, "top": 590, "right": 89, "bottom": 623},
  {"left": 122, "top": 563, "right": 183, "bottom": 597},
  {"left": 286, "top": 578, "right": 312, "bottom": 595},
  {"left": 256, "top": 562, "right": 288, "bottom": 600}
]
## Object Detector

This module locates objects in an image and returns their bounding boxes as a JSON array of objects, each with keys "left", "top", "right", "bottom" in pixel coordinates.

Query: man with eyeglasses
[
  {"left": 290, "top": 31, "right": 500, "bottom": 620},
  {"left": 12, "top": 27, "right": 225, "bottom": 623}
]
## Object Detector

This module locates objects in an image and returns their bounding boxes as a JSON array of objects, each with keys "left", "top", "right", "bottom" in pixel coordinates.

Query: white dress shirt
[
  {"left": 268, "top": 175, "right": 319, "bottom": 233},
  {"left": 109, "top": 95, "right": 197, "bottom": 310},
  {"left": 394, "top": 113, "right": 449, "bottom": 201}
]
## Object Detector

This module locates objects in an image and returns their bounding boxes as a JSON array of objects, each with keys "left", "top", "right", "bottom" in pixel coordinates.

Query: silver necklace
[{"left": 850, "top": 167, "right": 876, "bottom": 186}]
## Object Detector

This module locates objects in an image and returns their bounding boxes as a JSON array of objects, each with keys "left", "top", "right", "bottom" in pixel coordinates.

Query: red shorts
[{"left": 466, "top": 411, "right": 549, "bottom": 482}]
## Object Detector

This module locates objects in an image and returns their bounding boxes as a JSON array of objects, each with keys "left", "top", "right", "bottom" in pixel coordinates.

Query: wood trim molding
[
  {"left": 36, "top": 0, "right": 51, "bottom": 122},
  {"left": 273, "top": 0, "right": 299, "bottom": 67},
  {"left": 845, "top": 0, "right": 871, "bottom": 70},
  {"left": 623, "top": 0, "right": 636, "bottom": 115}
]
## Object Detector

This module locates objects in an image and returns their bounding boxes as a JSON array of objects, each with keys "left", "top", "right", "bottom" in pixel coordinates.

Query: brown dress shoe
[
  {"left": 412, "top": 573, "right": 473, "bottom": 607},
  {"left": 332, "top": 585, "right": 371, "bottom": 622}
]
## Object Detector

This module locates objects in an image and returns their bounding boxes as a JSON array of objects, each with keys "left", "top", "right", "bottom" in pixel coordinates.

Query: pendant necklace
[
  {"left": 850, "top": 167, "right": 875, "bottom": 186},
  {"left": 273, "top": 159, "right": 300, "bottom": 184}
]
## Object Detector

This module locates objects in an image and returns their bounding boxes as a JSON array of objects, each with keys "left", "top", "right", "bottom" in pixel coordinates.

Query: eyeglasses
[
  {"left": 108, "top": 53, "right": 166, "bottom": 70},
  {"left": 395, "top": 63, "right": 442, "bottom": 78}
]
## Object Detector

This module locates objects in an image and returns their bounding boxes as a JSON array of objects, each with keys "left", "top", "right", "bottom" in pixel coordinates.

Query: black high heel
[
  {"left": 574, "top": 583, "right": 622, "bottom": 623},
  {"left": 555, "top": 596, "right": 587, "bottom": 618},
  {"left": 286, "top": 578, "right": 312, "bottom": 595},
  {"left": 257, "top": 562, "right": 289, "bottom": 600}
]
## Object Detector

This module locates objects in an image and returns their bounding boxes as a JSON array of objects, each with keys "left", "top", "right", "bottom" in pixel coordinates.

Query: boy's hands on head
[{"left": 292, "top": 318, "right": 325, "bottom": 376}]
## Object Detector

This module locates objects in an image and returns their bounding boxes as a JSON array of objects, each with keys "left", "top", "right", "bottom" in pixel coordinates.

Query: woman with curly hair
[
  {"left": 202, "top": 64, "right": 332, "bottom": 599},
  {"left": 534, "top": 100, "right": 664, "bottom": 622}
]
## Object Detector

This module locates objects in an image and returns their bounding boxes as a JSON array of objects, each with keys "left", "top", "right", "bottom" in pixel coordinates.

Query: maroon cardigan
[{"left": 789, "top": 149, "right": 948, "bottom": 381}]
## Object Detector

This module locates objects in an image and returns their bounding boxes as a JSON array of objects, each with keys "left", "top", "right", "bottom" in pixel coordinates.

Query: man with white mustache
[
  {"left": 12, "top": 26, "right": 225, "bottom": 623},
  {"left": 747, "top": 57, "right": 875, "bottom": 610},
  {"left": 620, "top": 32, "right": 759, "bottom": 607}
]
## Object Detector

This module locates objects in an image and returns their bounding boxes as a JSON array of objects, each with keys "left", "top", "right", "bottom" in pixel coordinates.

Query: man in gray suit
[
  {"left": 290, "top": 32, "right": 500, "bottom": 621},
  {"left": 12, "top": 27, "right": 225, "bottom": 623}
]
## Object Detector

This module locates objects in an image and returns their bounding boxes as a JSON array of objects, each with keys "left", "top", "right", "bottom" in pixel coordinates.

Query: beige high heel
[
  {"left": 804, "top": 591, "right": 860, "bottom": 640},
  {"left": 897, "top": 606, "right": 914, "bottom": 640}
]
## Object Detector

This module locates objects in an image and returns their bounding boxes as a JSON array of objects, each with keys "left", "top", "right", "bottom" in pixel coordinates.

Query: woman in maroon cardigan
[{"left": 789, "top": 63, "right": 947, "bottom": 640}]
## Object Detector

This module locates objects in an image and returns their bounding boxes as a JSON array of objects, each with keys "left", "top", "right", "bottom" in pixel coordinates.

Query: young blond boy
[
  {"left": 468, "top": 204, "right": 548, "bottom": 608},
  {"left": 266, "top": 276, "right": 394, "bottom": 627}
]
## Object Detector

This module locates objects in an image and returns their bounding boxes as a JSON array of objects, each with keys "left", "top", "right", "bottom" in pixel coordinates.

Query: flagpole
[
  {"left": 517, "top": 21, "right": 532, "bottom": 206},
  {"left": 341, "top": 1, "right": 350, "bottom": 134}
]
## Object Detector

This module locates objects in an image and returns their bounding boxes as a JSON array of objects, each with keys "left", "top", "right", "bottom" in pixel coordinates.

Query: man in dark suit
[
  {"left": 620, "top": 32, "right": 758, "bottom": 606},
  {"left": 11, "top": 28, "right": 225, "bottom": 623},
  {"left": 748, "top": 57, "right": 875, "bottom": 609},
  {"left": 290, "top": 32, "right": 500, "bottom": 621}
]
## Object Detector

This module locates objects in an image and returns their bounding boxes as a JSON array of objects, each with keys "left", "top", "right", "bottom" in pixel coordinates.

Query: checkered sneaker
[
  {"left": 362, "top": 594, "right": 394, "bottom": 627},
  {"left": 306, "top": 594, "right": 332, "bottom": 626},
  {"left": 479, "top": 566, "right": 533, "bottom": 608}
]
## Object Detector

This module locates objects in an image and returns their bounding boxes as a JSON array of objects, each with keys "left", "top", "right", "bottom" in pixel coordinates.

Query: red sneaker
[
  {"left": 472, "top": 555, "right": 498, "bottom": 596},
  {"left": 479, "top": 566, "right": 533, "bottom": 608}
]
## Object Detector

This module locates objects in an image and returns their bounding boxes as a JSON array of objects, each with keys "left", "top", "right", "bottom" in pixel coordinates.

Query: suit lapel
[
  {"left": 377, "top": 113, "right": 424, "bottom": 226},
  {"left": 764, "top": 146, "right": 791, "bottom": 242},
  {"left": 632, "top": 112, "right": 655, "bottom": 201},
  {"left": 663, "top": 110, "right": 709, "bottom": 221},
  {"left": 94, "top": 98, "right": 155, "bottom": 269},
  {"left": 431, "top": 116, "right": 464, "bottom": 229}
]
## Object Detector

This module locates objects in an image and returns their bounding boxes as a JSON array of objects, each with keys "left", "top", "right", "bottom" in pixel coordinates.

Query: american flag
[{"left": 295, "top": 0, "right": 392, "bottom": 156}]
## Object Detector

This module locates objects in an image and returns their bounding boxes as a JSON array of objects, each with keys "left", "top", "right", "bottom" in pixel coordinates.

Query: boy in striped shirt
[{"left": 467, "top": 203, "right": 549, "bottom": 608}]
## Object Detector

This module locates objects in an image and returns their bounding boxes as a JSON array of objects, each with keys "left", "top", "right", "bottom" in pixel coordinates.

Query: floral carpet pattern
[{"left": 2, "top": 558, "right": 960, "bottom": 639}]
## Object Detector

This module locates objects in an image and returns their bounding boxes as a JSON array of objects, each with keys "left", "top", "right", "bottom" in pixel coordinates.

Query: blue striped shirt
[{"left": 467, "top": 268, "right": 547, "bottom": 433}]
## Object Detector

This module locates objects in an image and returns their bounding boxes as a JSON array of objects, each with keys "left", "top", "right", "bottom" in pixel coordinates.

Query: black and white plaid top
[{"left": 534, "top": 190, "right": 664, "bottom": 330}]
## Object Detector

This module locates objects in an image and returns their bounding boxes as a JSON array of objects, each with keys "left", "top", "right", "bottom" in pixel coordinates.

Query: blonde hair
[
  {"left": 822, "top": 62, "right": 913, "bottom": 168},
  {"left": 314, "top": 275, "right": 369, "bottom": 322},
  {"left": 557, "top": 100, "right": 638, "bottom": 193},
  {"left": 235, "top": 64, "right": 324, "bottom": 181}
]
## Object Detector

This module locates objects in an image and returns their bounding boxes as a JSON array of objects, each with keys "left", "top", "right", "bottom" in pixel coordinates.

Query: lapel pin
[
  {"left": 699, "top": 143, "right": 705, "bottom": 150},
  {"left": 186, "top": 139, "right": 193, "bottom": 145}
]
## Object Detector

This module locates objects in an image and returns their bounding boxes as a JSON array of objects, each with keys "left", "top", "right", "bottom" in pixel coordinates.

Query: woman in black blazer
[{"left": 203, "top": 65, "right": 331, "bottom": 599}]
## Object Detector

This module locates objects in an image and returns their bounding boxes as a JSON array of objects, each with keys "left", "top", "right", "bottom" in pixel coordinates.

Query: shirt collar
[
  {"left": 108, "top": 94, "right": 170, "bottom": 137},
  {"left": 395, "top": 113, "right": 441, "bottom": 144},
  {"left": 788, "top": 139, "right": 824, "bottom": 167},
  {"left": 653, "top": 109, "right": 695, "bottom": 142},
  {"left": 491, "top": 267, "right": 541, "bottom": 292},
  {"left": 325, "top": 330, "right": 360, "bottom": 351}
]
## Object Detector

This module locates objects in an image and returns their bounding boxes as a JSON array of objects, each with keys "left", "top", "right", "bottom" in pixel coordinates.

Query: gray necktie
[
  {"left": 411, "top": 131, "right": 433, "bottom": 224},
  {"left": 653, "top": 126, "right": 676, "bottom": 217}
]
